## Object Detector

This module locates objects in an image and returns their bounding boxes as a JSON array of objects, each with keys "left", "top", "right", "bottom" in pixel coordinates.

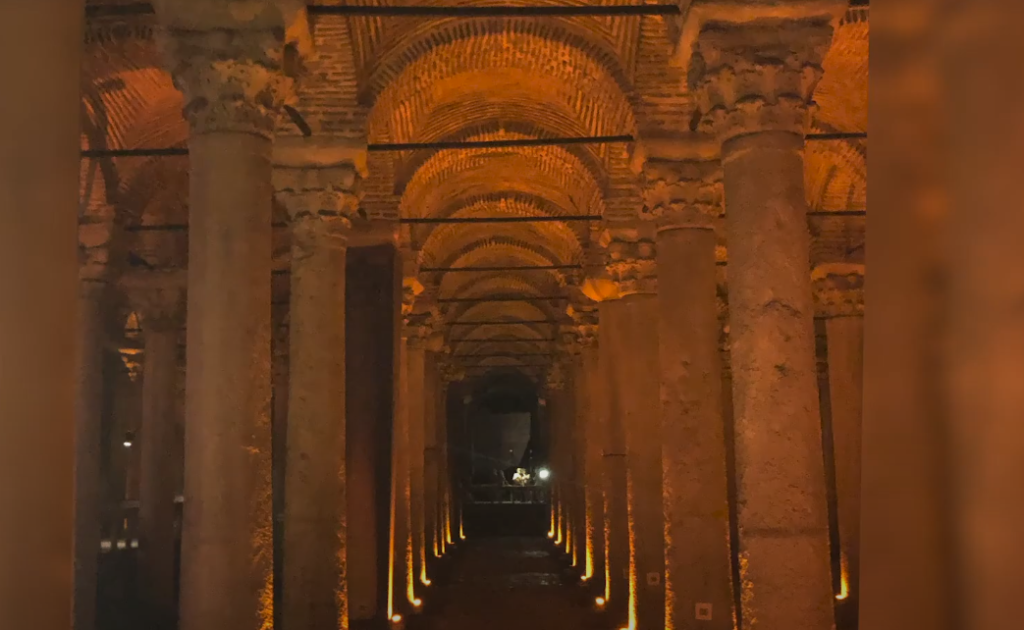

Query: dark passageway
[{"left": 415, "top": 535, "right": 598, "bottom": 630}]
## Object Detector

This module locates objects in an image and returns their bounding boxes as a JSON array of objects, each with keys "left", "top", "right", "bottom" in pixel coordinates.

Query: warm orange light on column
[{"left": 835, "top": 554, "right": 850, "bottom": 600}]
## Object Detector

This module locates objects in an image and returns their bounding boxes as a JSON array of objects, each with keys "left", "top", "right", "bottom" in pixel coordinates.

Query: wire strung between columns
[
  {"left": 84, "top": 4, "right": 682, "bottom": 18},
  {"left": 80, "top": 133, "right": 865, "bottom": 159}
]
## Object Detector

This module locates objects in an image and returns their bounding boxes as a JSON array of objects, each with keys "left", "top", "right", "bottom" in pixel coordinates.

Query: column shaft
[
  {"left": 180, "top": 130, "right": 275, "bottom": 630},
  {"left": 407, "top": 340, "right": 428, "bottom": 591},
  {"left": 139, "top": 325, "right": 183, "bottom": 625},
  {"left": 282, "top": 218, "right": 349, "bottom": 629},
  {"left": 571, "top": 354, "right": 587, "bottom": 570},
  {"left": 75, "top": 285, "right": 106, "bottom": 630},
  {"left": 658, "top": 227, "right": 734, "bottom": 630},
  {"left": 581, "top": 342, "right": 605, "bottom": 585},
  {"left": 611, "top": 295, "right": 663, "bottom": 630},
  {"left": 599, "top": 300, "right": 629, "bottom": 622},
  {"left": 0, "top": 6, "right": 80, "bottom": 629},
  {"left": 391, "top": 337, "right": 414, "bottom": 614},
  {"left": 825, "top": 316, "right": 863, "bottom": 603},
  {"left": 723, "top": 131, "right": 834, "bottom": 628},
  {"left": 423, "top": 355, "right": 439, "bottom": 564}
]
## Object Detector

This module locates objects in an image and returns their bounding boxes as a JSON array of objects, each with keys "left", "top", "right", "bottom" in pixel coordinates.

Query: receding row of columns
[{"left": 543, "top": 14, "right": 867, "bottom": 630}]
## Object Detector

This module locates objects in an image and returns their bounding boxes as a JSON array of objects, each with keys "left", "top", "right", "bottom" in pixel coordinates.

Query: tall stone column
[
  {"left": 690, "top": 17, "right": 838, "bottom": 630},
  {"left": 158, "top": 11, "right": 292, "bottom": 629},
  {"left": 123, "top": 271, "right": 187, "bottom": 629},
  {"left": 813, "top": 264, "right": 865, "bottom": 606},
  {"left": 75, "top": 280, "right": 108, "bottom": 630},
  {"left": 639, "top": 143, "right": 736, "bottom": 630},
  {"left": 274, "top": 146, "right": 365, "bottom": 630},
  {"left": 270, "top": 308, "right": 289, "bottom": 628},
  {"left": 563, "top": 337, "right": 587, "bottom": 571},
  {"left": 575, "top": 313, "right": 604, "bottom": 585},
  {"left": 423, "top": 353, "right": 440, "bottom": 565},
  {"left": 598, "top": 299, "right": 629, "bottom": 622},
  {"left": 545, "top": 364, "right": 566, "bottom": 548},
  {"left": 0, "top": 5, "right": 81, "bottom": 629},
  {"left": 601, "top": 227, "right": 663, "bottom": 630},
  {"left": 408, "top": 331, "right": 428, "bottom": 588}
]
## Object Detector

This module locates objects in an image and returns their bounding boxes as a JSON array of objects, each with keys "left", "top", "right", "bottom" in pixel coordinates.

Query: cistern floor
[{"left": 416, "top": 537, "right": 600, "bottom": 630}]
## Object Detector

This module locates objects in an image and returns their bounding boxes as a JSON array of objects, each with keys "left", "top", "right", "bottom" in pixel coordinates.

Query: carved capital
[
  {"left": 121, "top": 270, "right": 187, "bottom": 333},
  {"left": 690, "top": 19, "right": 834, "bottom": 141},
  {"left": 158, "top": 26, "right": 293, "bottom": 137},
  {"left": 641, "top": 158, "right": 723, "bottom": 231},
  {"left": 600, "top": 228, "right": 658, "bottom": 297},
  {"left": 567, "top": 306, "right": 599, "bottom": 348},
  {"left": 812, "top": 263, "right": 865, "bottom": 318}
]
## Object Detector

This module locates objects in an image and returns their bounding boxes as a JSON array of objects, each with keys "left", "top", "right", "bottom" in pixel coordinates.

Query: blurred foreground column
[{"left": 0, "top": 2, "right": 81, "bottom": 628}]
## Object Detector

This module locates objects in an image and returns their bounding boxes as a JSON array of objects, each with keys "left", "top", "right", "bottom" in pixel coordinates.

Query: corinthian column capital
[
  {"left": 599, "top": 226, "right": 658, "bottom": 298},
  {"left": 689, "top": 18, "right": 835, "bottom": 142},
  {"left": 157, "top": 24, "right": 293, "bottom": 138},
  {"left": 812, "top": 263, "right": 865, "bottom": 318},
  {"left": 636, "top": 135, "right": 724, "bottom": 231}
]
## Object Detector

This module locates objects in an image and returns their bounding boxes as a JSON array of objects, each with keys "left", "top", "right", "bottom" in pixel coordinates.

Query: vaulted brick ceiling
[{"left": 82, "top": 0, "right": 867, "bottom": 378}]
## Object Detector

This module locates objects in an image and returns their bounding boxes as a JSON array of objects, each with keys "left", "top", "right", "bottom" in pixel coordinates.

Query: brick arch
[
  {"left": 442, "top": 269, "right": 565, "bottom": 304},
  {"left": 421, "top": 226, "right": 583, "bottom": 271},
  {"left": 401, "top": 149, "right": 605, "bottom": 221},
  {"left": 431, "top": 240, "right": 565, "bottom": 290},
  {"left": 367, "top": 30, "right": 636, "bottom": 145},
  {"left": 805, "top": 140, "right": 867, "bottom": 211},
  {"left": 360, "top": 11, "right": 635, "bottom": 103},
  {"left": 414, "top": 192, "right": 590, "bottom": 250},
  {"left": 395, "top": 120, "right": 608, "bottom": 194}
]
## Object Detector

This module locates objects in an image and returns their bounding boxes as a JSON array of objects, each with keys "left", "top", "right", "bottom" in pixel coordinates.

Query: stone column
[
  {"left": 690, "top": 18, "right": 838, "bottom": 630},
  {"left": 123, "top": 271, "right": 187, "bottom": 628},
  {"left": 601, "top": 227, "right": 664, "bottom": 630},
  {"left": 575, "top": 314, "right": 604, "bottom": 585},
  {"left": 74, "top": 280, "right": 108, "bottom": 630},
  {"left": 0, "top": 5, "right": 81, "bottom": 629},
  {"left": 424, "top": 353, "right": 440, "bottom": 565},
  {"left": 545, "top": 364, "right": 566, "bottom": 548},
  {"left": 563, "top": 336, "right": 587, "bottom": 571},
  {"left": 639, "top": 143, "right": 736, "bottom": 630},
  {"left": 274, "top": 147, "right": 365, "bottom": 630},
  {"left": 407, "top": 329, "right": 428, "bottom": 589},
  {"left": 813, "top": 264, "right": 865, "bottom": 606},
  {"left": 598, "top": 299, "right": 629, "bottom": 622},
  {"left": 158, "top": 12, "right": 292, "bottom": 629},
  {"left": 270, "top": 308, "right": 289, "bottom": 628}
]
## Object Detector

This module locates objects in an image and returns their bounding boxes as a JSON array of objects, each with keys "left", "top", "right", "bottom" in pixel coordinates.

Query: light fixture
[
  {"left": 537, "top": 467, "right": 551, "bottom": 480},
  {"left": 412, "top": 598, "right": 422, "bottom": 607},
  {"left": 123, "top": 431, "right": 134, "bottom": 448},
  {"left": 547, "top": 531, "right": 555, "bottom": 539},
  {"left": 391, "top": 614, "right": 402, "bottom": 623},
  {"left": 595, "top": 596, "right": 606, "bottom": 608},
  {"left": 421, "top": 578, "right": 432, "bottom": 587}
]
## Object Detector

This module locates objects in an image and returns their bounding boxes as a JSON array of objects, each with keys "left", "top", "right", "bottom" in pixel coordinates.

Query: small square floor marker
[{"left": 696, "top": 603, "right": 713, "bottom": 620}]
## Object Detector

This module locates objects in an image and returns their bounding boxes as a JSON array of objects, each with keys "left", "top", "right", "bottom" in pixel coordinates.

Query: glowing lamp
[
  {"left": 412, "top": 598, "right": 422, "bottom": 607},
  {"left": 391, "top": 614, "right": 402, "bottom": 623},
  {"left": 537, "top": 467, "right": 551, "bottom": 480},
  {"left": 547, "top": 531, "right": 555, "bottom": 539},
  {"left": 595, "top": 597, "right": 606, "bottom": 608}
]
